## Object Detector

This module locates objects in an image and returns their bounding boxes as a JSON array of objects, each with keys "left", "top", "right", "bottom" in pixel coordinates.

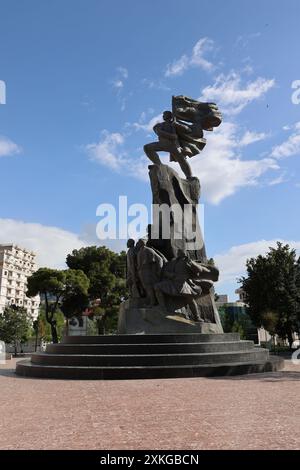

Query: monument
[
  {"left": 119, "top": 95, "right": 223, "bottom": 334},
  {"left": 16, "top": 95, "right": 284, "bottom": 379}
]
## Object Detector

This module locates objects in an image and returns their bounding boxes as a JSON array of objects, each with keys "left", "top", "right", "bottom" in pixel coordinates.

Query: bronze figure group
[{"left": 126, "top": 239, "right": 218, "bottom": 322}]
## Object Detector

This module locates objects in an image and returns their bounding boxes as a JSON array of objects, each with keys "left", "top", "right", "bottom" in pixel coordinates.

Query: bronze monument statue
[{"left": 119, "top": 95, "right": 224, "bottom": 334}]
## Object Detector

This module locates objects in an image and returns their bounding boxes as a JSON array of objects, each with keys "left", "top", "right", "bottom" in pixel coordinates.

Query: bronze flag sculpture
[{"left": 144, "top": 95, "right": 222, "bottom": 178}]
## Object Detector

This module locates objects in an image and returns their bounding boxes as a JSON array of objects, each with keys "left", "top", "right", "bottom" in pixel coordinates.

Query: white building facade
[{"left": 0, "top": 244, "right": 40, "bottom": 318}]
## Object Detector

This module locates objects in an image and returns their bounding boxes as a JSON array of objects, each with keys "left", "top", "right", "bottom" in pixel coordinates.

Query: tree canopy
[
  {"left": 27, "top": 267, "right": 90, "bottom": 342},
  {"left": 240, "top": 242, "right": 300, "bottom": 347},
  {"left": 0, "top": 305, "right": 32, "bottom": 355},
  {"left": 66, "top": 246, "right": 127, "bottom": 333}
]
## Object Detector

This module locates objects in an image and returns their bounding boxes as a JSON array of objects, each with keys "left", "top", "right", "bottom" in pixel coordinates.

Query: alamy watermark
[
  {"left": 291, "top": 348, "right": 300, "bottom": 365},
  {"left": 0, "top": 341, "right": 6, "bottom": 365},
  {"left": 0, "top": 80, "right": 6, "bottom": 105},
  {"left": 95, "top": 196, "right": 205, "bottom": 250},
  {"left": 291, "top": 80, "right": 300, "bottom": 105}
]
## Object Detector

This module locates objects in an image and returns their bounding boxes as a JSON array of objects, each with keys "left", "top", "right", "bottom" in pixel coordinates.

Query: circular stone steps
[
  {"left": 31, "top": 349, "right": 268, "bottom": 367},
  {"left": 63, "top": 333, "right": 241, "bottom": 344},
  {"left": 45, "top": 340, "right": 255, "bottom": 355},
  {"left": 15, "top": 333, "right": 284, "bottom": 379}
]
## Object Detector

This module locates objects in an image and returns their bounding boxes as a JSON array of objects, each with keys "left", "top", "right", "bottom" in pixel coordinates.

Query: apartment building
[{"left": 0, "top": 244, "right": 40, "bottom": 318}]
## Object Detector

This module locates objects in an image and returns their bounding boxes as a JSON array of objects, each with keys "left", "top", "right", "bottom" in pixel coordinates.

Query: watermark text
[
  {"left": 0, "top": 341, "right": 6, "bottom": 364},
  {"left": 0, "top": 80, "right": 6, "bottom": 105},
  {"left": 291, "top": 80, "right": 300, "bottom": 105},
  {"left": 95, "top": 196, "right": 204, "bottom": 250}
]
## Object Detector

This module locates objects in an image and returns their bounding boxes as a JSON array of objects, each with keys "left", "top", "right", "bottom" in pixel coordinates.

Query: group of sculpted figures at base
[{"left": 126, "top": 238, "right": 219, "bottom": 323}]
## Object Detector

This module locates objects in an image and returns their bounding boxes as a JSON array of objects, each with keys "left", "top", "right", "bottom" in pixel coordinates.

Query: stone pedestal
[{"left": 118, "top": 299, "right": 223, "bottom": 334}]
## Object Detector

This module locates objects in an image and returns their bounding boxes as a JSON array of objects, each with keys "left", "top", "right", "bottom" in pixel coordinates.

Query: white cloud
[
  {"left": 117, "top": 67, "right": 128, "bottom": 79},
  {"left": 165, "top": 55, "right": 189, "bottom": 77},
  {"left": 242, "top": 64, "right": 254, "bottom": 75},
  {"left": 0, "top": 219, "right": 128, "bottom": 270},
  {"left": 132, "top": 113, "right": 162, "bottom": 133},
  {"left": 189, "top": 122, "right": 278, "bottom": 204},
  {"left": 190, "top": 38, "right": 215, "bottom": 70},
  {"left": 85, "top": 130, "right": 149, "bottom": 181},
  {"left": 142, "top": 78, "right": 171, "bottom": 91},
  {"left": 0, "top": 219, "right": 88, "bottom": 268},
  {"left": 0, "top": 136, "right": 22, "bottom": 158},
  {"left": 112, "top": 67, "right": 129, "bottom": 91},
  {"left": 200, "top": 72, "right": 275, "bottom": 115},
  {"left": 112, "top": 79, "right": 124, "bottom": 89},
  {"left": 234, "top": 32, "right": 262, "bottom": 48},
  {"left": 270, "top": 122, "right": 300, "bottom": 159},
  {"left": 214, "top": 239, "right": 300, "bottom": 287},
  {"left": 165, "top": 37, "right": 214, "bottom": 77},
  {"left": 239, "top": 130, "right": 268, "bottom": 147},
  {"left": 85, "top": 131, "right": 125, "bottom": 171},
  {"left": 268, "top": 173, "right": 287, "bottom": 186}
]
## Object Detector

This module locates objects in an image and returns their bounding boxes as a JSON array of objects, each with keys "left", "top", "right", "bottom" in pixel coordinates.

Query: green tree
[
  {"left": 240, "top": 242, "right": 300, "bottom": 348},
  {"left": 66, "top": 246, "right": 128, "bottom": 333},
  {"left": 32, "top": 319, "right": 40, "bottom": 352},
  {"left": 27, "top": 268, "right": 90, "bottom": 343},
  {"left": 218, "top": 305, "right": 247, "bottom": 339},
  {"left": 0, "top": 305, "right": 32, "bottom": 355},
  {"left": 27, "top": 268, "right": 65, "bottom": 343},
  {"left": 34, "top": 307, "right": 65, "bottom": 343},
  {"left": 60, "top": 269, "right": 90, "bottom": 319}
]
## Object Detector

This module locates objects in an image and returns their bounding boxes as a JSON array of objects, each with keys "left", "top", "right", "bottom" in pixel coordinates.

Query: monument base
[
  {"left": 16, "top": 332, "right": 284, "bottom": 380},
  {"left": 118, "top": 299, "right": 223, "bottom": 334}
]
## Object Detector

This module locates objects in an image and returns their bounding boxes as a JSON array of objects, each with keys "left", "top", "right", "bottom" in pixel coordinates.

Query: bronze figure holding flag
[{"left": 143, "top": 95, "right": 222, "bottom": 179}]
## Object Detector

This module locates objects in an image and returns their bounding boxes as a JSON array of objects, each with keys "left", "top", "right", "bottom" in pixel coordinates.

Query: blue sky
[{"left": 0, "top": 0, "right": 300, "bottom": 299}]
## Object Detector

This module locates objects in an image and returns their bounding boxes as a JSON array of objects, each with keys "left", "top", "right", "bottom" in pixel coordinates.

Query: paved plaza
[{"left": 0, "top": 358, "right": 299, "bottom": 450}]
